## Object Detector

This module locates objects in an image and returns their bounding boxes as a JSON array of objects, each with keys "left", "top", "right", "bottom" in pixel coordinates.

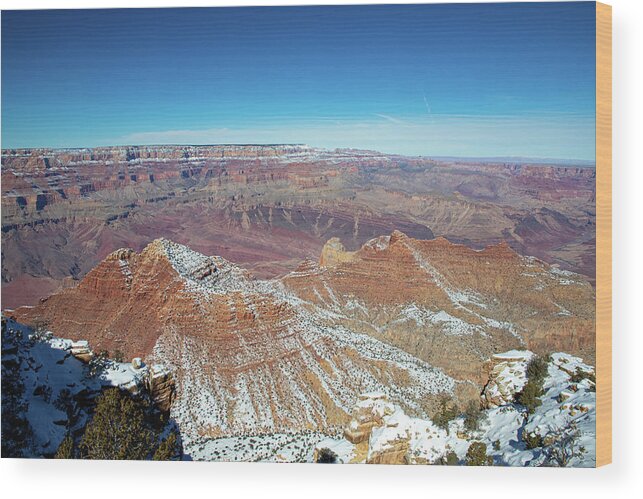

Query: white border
[{"left": 1, "top": 0, "right": 641, "bottom": 497}]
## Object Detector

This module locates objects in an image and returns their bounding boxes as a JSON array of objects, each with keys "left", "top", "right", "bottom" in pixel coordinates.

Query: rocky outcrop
[
  {"left": 285, "top": 232, "right": 596, "bottom": 380},
  {"left": 315, "top": 349, "right": 597, "bottom": 467},
  {"left": 146, "top": 365, "right": 176, "bottom": 413},
  {"left": 70, "top": 340, "right": 93, "bottom": 363},
  {"left": 343, "top": 393, "right": 393, "bottom": 444},
  {"left": 481, "top": 350, "right": 533, "bottom": 409},
  {"left": 319, "top": 238, "right": 357, "bottom": 268},
  {"left": 10, "top": 237, "right": 459, "bottom": 443}
]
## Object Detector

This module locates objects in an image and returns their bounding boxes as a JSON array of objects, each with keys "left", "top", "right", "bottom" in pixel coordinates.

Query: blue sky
[{"left": 2, "top": 3, "right": 596, "bottom": 159}]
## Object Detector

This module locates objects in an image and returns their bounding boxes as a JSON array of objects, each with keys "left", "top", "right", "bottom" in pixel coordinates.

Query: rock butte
[
  {"left": 1, "top": 145, "right": 595, "bottom": 308},
  {"left": 9, "top": 231, "right": 595, "bottom": 443}
]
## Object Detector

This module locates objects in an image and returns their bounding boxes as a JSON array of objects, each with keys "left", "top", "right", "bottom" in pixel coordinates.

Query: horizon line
[{"left": 1, "top": 143, "right": 596, "bottom": 167}]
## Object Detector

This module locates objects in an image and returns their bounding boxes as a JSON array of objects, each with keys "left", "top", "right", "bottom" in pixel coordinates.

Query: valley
[
  {"left": 1, "top": 145, "right": 595, "bottom": 308},
  {"left": 1, "top": 145, "right": 597, "bottom": 465}
]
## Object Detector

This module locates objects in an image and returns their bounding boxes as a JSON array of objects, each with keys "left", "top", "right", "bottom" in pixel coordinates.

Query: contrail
[
  {"left": 374, "top": 113, "right": 406, "bottom": 125},
  {"left": 423, "top": 93, "right": 432, "bottom": 115}
]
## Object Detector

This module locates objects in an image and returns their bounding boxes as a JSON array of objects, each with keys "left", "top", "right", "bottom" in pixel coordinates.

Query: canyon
[
  {"left": 1, "top": 145, "right": 595, "bottom": 309},
  {"left": 1, "top": 145, "right": 597, "bottom": 464},
  {"left": 7, "top": 232, "right": 595, "bottom": 458}
]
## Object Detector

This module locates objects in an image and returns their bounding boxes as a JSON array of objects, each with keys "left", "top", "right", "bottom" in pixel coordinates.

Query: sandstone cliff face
[
  {"left": 146, "top": 365, "right": 176, "bottom": 413},
  {"left": 10, "top": 233, "right": 595, "bottom": 450},
  {"left": 2, "top": 145, "right": 594, "bottom": 309},
  {"left": 10, "top": 241, "right": 185, "bottom": 358},
  {"left": 11, "top": 237, "right": 459, "bottom": 444}
]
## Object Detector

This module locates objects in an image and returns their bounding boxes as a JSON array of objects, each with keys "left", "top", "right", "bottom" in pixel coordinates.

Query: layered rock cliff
[
  {"left": 2, "top": 145, "right": 595, "bottom": 308},
  {"left": 8, "top": 232, "right": 595, "bottom": 459}
]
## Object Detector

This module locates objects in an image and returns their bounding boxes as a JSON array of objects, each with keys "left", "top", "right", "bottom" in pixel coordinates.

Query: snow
[
  {"left": 493, "top": 350, "right": 533, "bottom": 360},
  {"left": 145, "top": 240, "right": 457, "bottom": 457},
  {"left": 314, "top": 436, "right": 357, "bottom": 463},
  {"left": 363, "top": 235, "right": 391, "bottom": 252},
  {"left": 6, "top": 237, "right": 593, "bottom": 465},
  {"left": 394, "top": 303, "right": 481, "bottom": 336},
  {"left": 321, "top": 350, "right": 596, "bottom": 467},
  {"left": 1, "top": 318, "right": 173, "bottom": 457},
  {"left": 482, "top": 350, "right": 534, "bottom": 408},
  {"left": 187, "top": 430, "right": 340, "bottom": 463}
]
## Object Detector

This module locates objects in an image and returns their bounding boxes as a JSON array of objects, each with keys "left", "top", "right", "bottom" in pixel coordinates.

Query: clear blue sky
[{"left": 2, "top": 3, "right": 596, "bottom": 160}]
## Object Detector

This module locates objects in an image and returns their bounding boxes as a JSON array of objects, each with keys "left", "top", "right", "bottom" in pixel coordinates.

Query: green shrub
[
  {"left": 493, "top": 439, "right": 501, "bottom": 451},
  {"left": 432, "top": 395, "right": 458, "bottom": 433},
  {"left": 570, "top": 368, "right": 596, "bottom": 385},
  {"left": 87, "top": 350, "right": 109, "bottom": 377},
  {"left": 316, "top": 447, "right": 338, "bottom": 463},
  {"left": 54, "top": 434, "right": 75, "bottom": 459},
  {"left": 516, "top": 379, "right": 543, "bottom": 414},
  {"left": 435, "top": 450, "right": 459, "bottom": 465},
  {"left": 466, "top": 442, "right": 493, "bottom": 466},
  {"left": 112, "top": 350, "right": 125, "bottom": 364},
  {"left": 542, "top": 422, "right": 587, "bottom": 467},
  {"left": 153, "top": 431, "right": 181, "bottom": 460},
  {"left": 523, "top": 431, "right": 544, "bottom": 449},
  {"left": 526, "top": 355, "right": 550, "bottom": 383},
  {"left": 463, "top": 400, "right": 484, "bottom": 432},
  {"left": 79, "top": 388, "right": 154, "bottom": 460},
  {"left": 445, "top": 450, "right": 459, "bottom": 465}
]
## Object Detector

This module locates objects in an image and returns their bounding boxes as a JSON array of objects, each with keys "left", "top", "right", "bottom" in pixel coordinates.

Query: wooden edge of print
[{"left": 595, "top": 1, "right": 612, "bottom": 468}]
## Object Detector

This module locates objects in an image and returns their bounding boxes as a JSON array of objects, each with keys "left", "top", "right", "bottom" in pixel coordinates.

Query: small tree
[
  {"left": 1, "top": 324, "right": 34, "bottom": 457},
  {"left": 523, "top": 431, "right": 544, "bottom": 449},
  {"left": 435, "top": 450, "right": 459, "bottom": 465},
  {"left": 112, "top": 350, "right": 125, "bottom": 364},
  {"left": 79, "top": 388, "right": 154, "bottom": 460},
  {"left": 153, "top": 431, "right": 181, "bottom": 460},
  {"left": 526, "top": 355, "right": 550, "bottom": 383},
  {"left": 53, "top": 388, "right": 76, "bottom": 424},
  {"left": 87, "top": 350, "right": 109, "bottom": 378},
  {"left": 316, "top": 447, "right": 338, "bottom": 463},
  {"left": 516, "top": 379, "right": 543, "bottom": 414},
  {"left": 433, "top": 395, "right": 458, "bottom": 433},
  {"left": 543, "top": 422, "right": 587, "bottom": 467},
  {"left": 54, "top": 434, "right": 75, "bottom": 459},
  {"left": 29, "top": 319, "right": 51, "bottom": 343},
  {"left": 466, "top": 441, "right": 493, "bottom": 466},
  {"left": 463, "top": 400, "right": 484, "bottom": 432}
]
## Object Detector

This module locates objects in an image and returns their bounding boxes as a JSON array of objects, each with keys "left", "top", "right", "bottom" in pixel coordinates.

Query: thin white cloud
[
  {"left": 374, "top": 113, "right": 407, "bottom": 125},
  {"left": 113, "top": 114, "right": 595, "bottom": 161}
]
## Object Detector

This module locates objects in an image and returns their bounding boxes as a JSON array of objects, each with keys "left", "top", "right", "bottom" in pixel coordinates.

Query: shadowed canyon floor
[{"left": 1, "top": 145, "right": 595, "bottom": 308}]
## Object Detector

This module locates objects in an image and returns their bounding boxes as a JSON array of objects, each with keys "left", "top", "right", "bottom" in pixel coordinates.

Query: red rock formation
[
  {"left": 8, "top": 233, "right": 594, "bottom": 443},
  {"left": 2, "top": 145, "right": 595, "bottom": 309}
]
